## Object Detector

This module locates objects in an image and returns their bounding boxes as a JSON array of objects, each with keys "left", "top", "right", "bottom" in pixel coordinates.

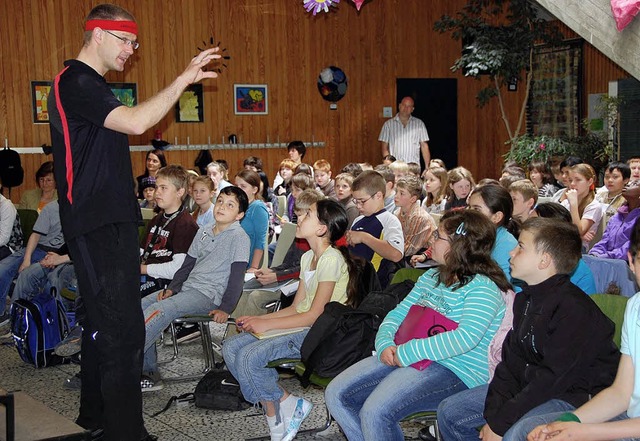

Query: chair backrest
[
  {"left": 16, "top": 209, "right": 38, "bottom": 239},
  {"left": 271, "top": 222, "right": 297, "bottom": 268},
  {"left": 260, "top": 228, "right": 270, "bottom": 270},
  {"left": 390, "top": 268, "right": 426, "bottom": 285},
  {"left": 140, "top": 208, "right": 155, "bottom": 220},
  {"left": 591, "top": 293, "right": 629, "bottom": 348},
  {"left": 276, "top": 195, "right": 287, "bottom": 218}
]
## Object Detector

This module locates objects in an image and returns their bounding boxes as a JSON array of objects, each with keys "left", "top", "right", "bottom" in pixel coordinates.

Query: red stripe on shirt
[{"left": 53, "top": 66, "right": 74, "bottom": 204}]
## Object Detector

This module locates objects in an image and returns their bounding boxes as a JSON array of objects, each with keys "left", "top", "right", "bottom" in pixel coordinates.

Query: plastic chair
[
  {"left": 163, "top": 315, "right": 233, "bottom": 382},
  {"left": 591, "top": 293, "right": 629, "bottom": 349},
  {"left": 16, "top": 209, "right": 38, "bottom": 239},
  {"left": 276, "top": 195, "right": 286, "bottom": 219},
  {"left": 270, "top": 222, "right": 297, "bottom": 268}
]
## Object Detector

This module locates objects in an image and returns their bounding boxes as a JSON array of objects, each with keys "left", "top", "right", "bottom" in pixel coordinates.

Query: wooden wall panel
[{"left": 0, "top": 0, "right": 631, "bottom": 204}]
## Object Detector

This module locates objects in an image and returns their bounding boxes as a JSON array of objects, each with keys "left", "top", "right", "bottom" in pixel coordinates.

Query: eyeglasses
[
  {"left": 432, "top": 229, "right": 451, "bottom": 243},
  {"left": 352, "top": 195, "right": 373, "bottom": 206},
  {"left": 105, "top": 30, "right": 139, "bottom": 50}
]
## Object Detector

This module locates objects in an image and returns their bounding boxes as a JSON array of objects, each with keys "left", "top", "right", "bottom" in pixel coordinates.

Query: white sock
[{"left": 267, "top": 414, "right": 284, "bottom": 440}]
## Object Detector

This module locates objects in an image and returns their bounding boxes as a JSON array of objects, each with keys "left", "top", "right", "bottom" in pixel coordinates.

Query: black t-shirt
[{"left": 49, "top": 59, "right": 141, "bottom": 239}]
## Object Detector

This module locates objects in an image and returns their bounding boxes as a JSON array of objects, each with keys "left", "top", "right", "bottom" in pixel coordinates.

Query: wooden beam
[{"left": 535, "top": 0, "right": 640, "bottom": 80}]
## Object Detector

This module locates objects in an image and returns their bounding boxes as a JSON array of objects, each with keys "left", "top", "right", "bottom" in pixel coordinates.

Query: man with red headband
[{"left": 48, "top": 4, "right": 220, "bottom": 441}]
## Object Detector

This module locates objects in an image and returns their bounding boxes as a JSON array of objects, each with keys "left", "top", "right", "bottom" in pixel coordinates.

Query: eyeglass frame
[
  {"left": 104, "top": 30, "right": 139, "bottom": 50},
  {"left": 432, "top": 229, "right": 451, "bottom": 243},
  {"left": 352, "top": 195, "right": 374, "bottom": 206}
]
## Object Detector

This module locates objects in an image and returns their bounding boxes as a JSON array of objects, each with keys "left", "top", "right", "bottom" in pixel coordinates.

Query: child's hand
[
  {"left": 238, "top": 316, "right": 270, "bottom": 334},
  {"left": 18, "top": 259, "right": 30, "bottom": 273},
  {"left": 479, "top": 424, "right": 502, "bottom": 441},
  {"left": 582, "top": 230, "right": 595, "bottom": 243},
  {"left": 410, "top": 253, "right": 427, "bottom": 267},
  {"left": 157, "top": 289, "right": 173, "bottom": 301},
  {"left": 527, "top": 421, "right": 580, "bottom": 441},
  {"left": 256, "top": 270, "right": 277, "bottom": 285},
  {"left": 565, "top": 189, "right": 578, "bottom": 207},
  {"left": 346, "top": 230, "right": 367, "bottom": 246},
  {"left": 380, "top": 346, "right": 397, "bottom": 366},
  {"left": 209, "top": 309, "right": 229, "bottom": 323}
]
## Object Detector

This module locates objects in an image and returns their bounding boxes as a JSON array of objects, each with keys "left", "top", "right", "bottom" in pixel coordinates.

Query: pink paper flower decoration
[
  {"left": 539, "top": 143, "right": 546, "bottom": 150},
  {"left": 303, "top": 0, "right": 340, "bottom": 15},
  {"left": 353, "top": 0, "right": 365, "bottom": 10}
]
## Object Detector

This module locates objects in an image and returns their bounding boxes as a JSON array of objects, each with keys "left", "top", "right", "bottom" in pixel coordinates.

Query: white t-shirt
[
  {"left": 620, "top": 292, "right": 640, "bottom": 417},
  {"left": 561, "top": 198, "right": 604, "bottom": 246}
]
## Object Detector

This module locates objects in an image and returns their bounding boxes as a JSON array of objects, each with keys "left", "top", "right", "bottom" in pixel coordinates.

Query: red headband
[{"left": 85, "top": 19, "right": 138, "bottom": 35}]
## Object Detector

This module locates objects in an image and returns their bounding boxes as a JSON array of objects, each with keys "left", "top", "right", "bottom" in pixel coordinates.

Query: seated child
[
  {"left": 596, "top": 161, "right": 630, "bottom": 217},
  {"left": 509, "top": 179, "right": 537, "bottom": 222},
  {"left": 560, "top": 163, "right": 604, "bottom": 248},
  {"left": 630, "top": 156, "right": 640, "bottom": 181},
  {"left": 590, "top": 179, "right": 640, "bottom": 261},
  {"left": 0, "top": 200, "right": 65, "bottom": 326},
  {"left": 284, "top": 172, "right": 314, "bottom": 224},
  {"left": 191, "top": 175, "right": 215, "bottom": 227},
  {"left": 140, "top": 186, "right": 250, "bottom": 391},
  {"left": 223, "top": 199, "right": 361, "bottom": 441},
  {"left": 347, "top": 170, "right": 404, "bottom": 287},
  {"left": 445, "top": 166, "right": 474, "bottom": 211},
  {"left": 0, "top": 193, "right": 21, "bottom": 261},
  {"left": 528, "top": 160, "right": 559, "bottom": 198},
  {"left": 326, "top": 210, "right": 509, "bottom": 441},
  {"left": 313, "top": 159, "right": 337, "bottom": 199},
  {"left": 421, "top": 166, "right": 448, "bottom": 214},
  {"left": 374, "top": 164, "right": 397, "bottom": 213},
  {"left": 139, "top": 176, "right": 157, "bottom": 209},
  {"left": 393, "top": 175, "right": 435, "bottom": 259},
  {"left": 228, "top": 190, "right": 322, "bottom": 334},
  {"left": 334, "top": 173, "right": 359, "bottom": 228},
  {"left": 140, "top": 165, "right": 199, "bottom": 299},
  {"left": 437, "top": 218, "right": 620, "bottom": 440},
  {"left": 273, "top": 159, "right": 297, "bottom": 196},
  {"left": 235, "top": 170, "right": 270, "bottom": 271},
  {"left": 527, "top": 216, "right": 640, "bottom": 441}
]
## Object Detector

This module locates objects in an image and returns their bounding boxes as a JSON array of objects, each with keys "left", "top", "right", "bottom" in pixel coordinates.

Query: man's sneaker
[
  {"left": 55, "top": 325, "right": 83, "bottom": 357},
  {"left": 141, "top": 371, "right": 163, "bottom": 393},
  {"left": 281, "top": 397, "right": 313, "bottom": 441},
  {"left": 64, "top": 372, "right": 82, "bottom": 391},
  {"left": 175, "top": 324, "right": 200, "bottom": 343}
]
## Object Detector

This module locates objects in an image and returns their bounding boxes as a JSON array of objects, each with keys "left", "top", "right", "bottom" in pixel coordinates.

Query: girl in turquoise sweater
[{"left": 325, "top": 210, "right": 511, "bottom": 441}]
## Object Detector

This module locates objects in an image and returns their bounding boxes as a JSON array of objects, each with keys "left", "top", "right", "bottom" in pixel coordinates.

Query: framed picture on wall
[
  {"left": 31, "top": 81, "right": 52, "bottom": 123},
  {"left": 109, "top": 82, "right": 137, "bottom": 107},
  {"left": 234, "top": 84, "right": 268, "bottom": 115},
  {"left": 175, "top": 84, "right": 204, "bottom": 123}
]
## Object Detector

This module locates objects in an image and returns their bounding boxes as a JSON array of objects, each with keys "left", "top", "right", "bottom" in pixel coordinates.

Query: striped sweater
[{"left": 375, "top": 269, "right": 505, "bottom": 388}]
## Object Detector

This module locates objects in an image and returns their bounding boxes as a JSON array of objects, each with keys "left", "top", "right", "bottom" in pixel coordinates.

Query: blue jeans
[
  {"left": 437, "top": 384, "right": 488, "bottom": 441},
  {"left": 324, "top": 355, "right": 468, "bottom": 441},
  {"left": 0, "top": 247, "right": 47, "bottom": 314},
  {"left": 10, "top": 261, "right": 74, "bottom": 304},
  {"left": 141, "top": 289, "right": 215, "bottom": 373},
  {"left": 502, "top": 400, "right": 576, "bottom": 440},
  {"left": 222, "top": 329, "right": 308, "bottom": 405},
  {"left": 512, "top": 410, "right": 639, "bottom": 441}
]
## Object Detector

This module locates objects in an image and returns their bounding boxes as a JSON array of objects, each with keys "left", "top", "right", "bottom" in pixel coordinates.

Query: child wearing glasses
[
  {"left": 326, "top": 210, "right": 510, "bottom": 441},
  {"left": 346, "top": 170, "right": 404, "bottom": 288}
]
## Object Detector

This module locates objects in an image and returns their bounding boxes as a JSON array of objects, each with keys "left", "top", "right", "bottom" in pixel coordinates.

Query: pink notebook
[{"left": 394, "top": 305, "right": 459, "bottom": 370}]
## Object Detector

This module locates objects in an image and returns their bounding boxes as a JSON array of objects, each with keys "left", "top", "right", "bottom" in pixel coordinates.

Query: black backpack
[
  {"left": 0, "top": 146, "right": 24, "bottom": 189},
  {"left": 299, "top": 279, "right": 415, "bottom": 385},
  {"left": 153, "top": 369, "right": 250, "bottom": 417}
]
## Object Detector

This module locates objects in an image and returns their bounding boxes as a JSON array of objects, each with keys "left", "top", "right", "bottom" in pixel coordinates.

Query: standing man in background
[
  {"left": 48, "top": 4, "right": 220, "bottom": 440},
  {"left": 379, "top": 96, "right": 431, "bottom": 166}
]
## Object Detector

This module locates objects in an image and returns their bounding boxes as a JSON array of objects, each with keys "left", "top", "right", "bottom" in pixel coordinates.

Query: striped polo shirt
[{"left": 378, "top": 114, "right": 430, "bottom": 163}]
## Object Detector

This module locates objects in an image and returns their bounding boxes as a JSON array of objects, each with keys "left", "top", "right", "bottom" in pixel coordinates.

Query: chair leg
[{"left": 170, "top": 322, "right": 179, "bottom": 360}]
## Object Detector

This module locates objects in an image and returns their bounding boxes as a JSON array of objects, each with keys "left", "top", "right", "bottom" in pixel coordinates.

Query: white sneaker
[{"left": 281, "top": 398, "right": 313, "bottom": 441}]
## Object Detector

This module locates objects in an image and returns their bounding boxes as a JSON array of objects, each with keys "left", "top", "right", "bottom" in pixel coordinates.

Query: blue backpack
[{"left": 10, "top": 288, "right": 70, "bottom": 368}]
